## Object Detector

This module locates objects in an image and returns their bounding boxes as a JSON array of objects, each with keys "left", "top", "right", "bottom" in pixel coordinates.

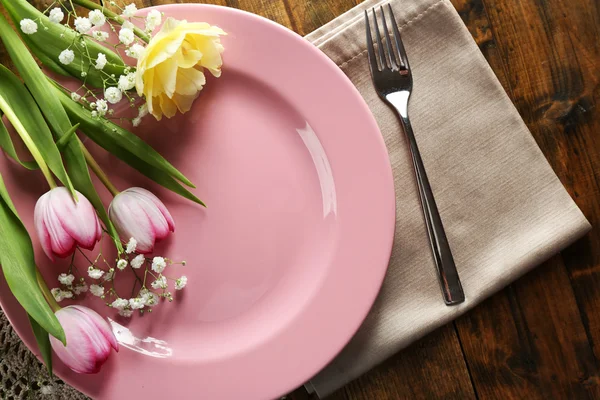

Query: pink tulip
[
  {"left": 34, "top": 187, "right": 102, "bottom": 261},
  {"left": 108, "top": 187, "right": 175, "bottom": 253},
  {"left": 50, "top": 306, "right": 118, "bottom": 374}
]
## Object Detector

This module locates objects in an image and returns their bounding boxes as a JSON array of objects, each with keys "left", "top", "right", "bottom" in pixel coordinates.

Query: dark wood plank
[
  {"left": 288, "top": 324, "right": 476, "bottom": 400},
  {"left": 451, "top": 0, "right": 600, "bottom": 398}
]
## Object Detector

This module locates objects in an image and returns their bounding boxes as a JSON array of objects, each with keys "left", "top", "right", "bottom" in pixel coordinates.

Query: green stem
[
  {"left": 70, "top": 0, "right": 151, "bottom": 43},
  {"left": 78, "top": 139, "right": 120, "bottom": 196},
  {"left": 0, "top": 96, "right": 57, "bottom": 189},
  {"left": 36, "top": 270, "right": 61, "bottom": 312}
]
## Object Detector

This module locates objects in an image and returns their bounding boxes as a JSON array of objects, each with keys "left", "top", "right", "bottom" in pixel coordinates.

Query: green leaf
[
  {"left": 58, "top": 93, "right": 205, "bottom": 205},
  {"left": 0, "top": 113, "right": 38, "bottom": 170},
  {"left": 0, "top": 13, "right": 123, "bottom": 252},
  {"left": 0, "top": 172, "right": 65, "bottom": 345},
  {"left": 0, "top": 0, "right": 127, "bottom": 88},
  {"left": 56, "top": 123, "right": 80, "bottom": 151},
  {"left": 57, "top": 89, "right": 196, "bottom": 188},
  {"left": 29, "top": 316, "right": 53, "bottom": 375},
  {"left": 0, "top": 65, "right": 74, "bottom": 192}
]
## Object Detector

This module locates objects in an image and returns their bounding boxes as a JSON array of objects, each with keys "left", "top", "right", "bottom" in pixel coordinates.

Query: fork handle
[{"left": 390, "top": 100, "right": 465, "bottom": 305}]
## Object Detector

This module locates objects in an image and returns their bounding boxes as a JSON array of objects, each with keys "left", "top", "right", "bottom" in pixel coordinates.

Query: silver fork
[{"left": 365, "top": 5, "right": 465, "bottom": 305}]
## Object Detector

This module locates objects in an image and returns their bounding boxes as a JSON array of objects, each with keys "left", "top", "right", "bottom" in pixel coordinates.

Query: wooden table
[{"left": 3, "top": 0, "right": 599, "bottom": 398}]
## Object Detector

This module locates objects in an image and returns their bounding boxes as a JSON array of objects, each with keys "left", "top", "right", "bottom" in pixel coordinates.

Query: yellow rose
[{"left": 135, "top": 18, "right": 226, "bottom": 120}]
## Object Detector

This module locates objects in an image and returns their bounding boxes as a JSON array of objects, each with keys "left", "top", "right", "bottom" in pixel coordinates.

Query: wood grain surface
[{"left": 2, "top": 0, "right": 599, "bottom": 399}]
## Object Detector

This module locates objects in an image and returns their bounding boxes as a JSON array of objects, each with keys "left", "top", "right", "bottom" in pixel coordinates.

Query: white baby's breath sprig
[
  {"left": 49, "top": 8, "right": 65, "bottom": 24},
  {"left": 151, "top": 257, "right": 167, "bottom": 273},
  {"left": 131, "top": 254, "right": 145, "bottom": 269},
  {"left": 126, "top": 237, "right": 137, "bottom": 254},
  {"left": 95, "top": 53, "right": 107, "bottom": 70},
  {"left": 90, "top": 284, "right": 104, "bottom": 297},
  {"left": 119, "top": 27, "right": 134, "bottom": 45},
  {"left": 88, "top": 10, "right": 106, "bottom": 27},
  {"left": 93, "top": 31, "right": 109, "bottom": 42},
  {"left": 58, "top": 273, "right": 75, "bottom": 286},
  {"left": 74, "top": 17, "right": 92, "bottom": 34},
  {"left": 145, "top": 10, "right": 162, "bottom": 32},
  {"left": 88, "top": 266, "right": 105, "bottom": 279},
  {"left": 175, "top": 276, "right": 187, "bottom": 290},
  {"left": 116, "top": 259, "right": 128, "bottom": 270},
  {"left": 58, "top": 49, "right": 75, "bottom": 65},
  {"left": 122, "top": 4, "right": 138, "bottom": 18},
  {"left": 105, "top": 87, "right": 123, "bottom": 104},
  {"left": 20, "top": 19, "right": 38, "bottom": 35}
]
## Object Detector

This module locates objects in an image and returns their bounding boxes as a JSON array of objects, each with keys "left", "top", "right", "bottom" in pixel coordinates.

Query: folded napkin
[{"left": 304, "top": 0, "right": 591, "bottom": 397}]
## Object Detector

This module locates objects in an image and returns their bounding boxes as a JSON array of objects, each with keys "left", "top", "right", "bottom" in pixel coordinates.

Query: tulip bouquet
[{"left": 0, "top": 0, "right": 225, "bottom": 375}]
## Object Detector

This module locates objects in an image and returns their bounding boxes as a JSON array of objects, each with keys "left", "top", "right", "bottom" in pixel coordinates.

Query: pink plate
[{"left": 0, "top": 4, "right": 395, "bottom": 399}]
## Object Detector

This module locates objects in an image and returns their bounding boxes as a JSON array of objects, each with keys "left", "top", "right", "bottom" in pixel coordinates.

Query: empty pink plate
[{"left": 0, "top": 4, "right": 395, "bottom": 399}]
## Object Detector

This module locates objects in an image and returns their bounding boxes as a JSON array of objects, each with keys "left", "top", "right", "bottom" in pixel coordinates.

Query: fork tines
[{"left": 365, "top": 5, "right": 409, "bottom": 73}]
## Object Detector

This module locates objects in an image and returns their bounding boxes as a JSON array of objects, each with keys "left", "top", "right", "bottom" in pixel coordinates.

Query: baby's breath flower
[
  {"left": 145, "top": 10, "right": 162, "bottom": 32},
  {"left": 93, "top": 31, "right": 109, "bottom": 41},
  {"left": 95, "top": 53, "right": 107, "bottom": 70},
  {"left": 88, "top": 9, "right": 106, "bottom": 27},
  {"left": 116, "top": 259, "right": 128, "bottom": 270},
  {"left": 61, "top": 290, "right": 74, "bottom": 299},
  {"left": 71, "top": 92, "right": 81, "bottom": 102},
  {"left": 151, "top": 257, "right": 167, "bottom": 273},
  {"left": 132, "top": 117, "right": 142, "bottom": 127},
  {"left": 90, "top": 284, "right": 104, "bottom": 297},
  {"left": 118, "top": 309, "right": 133, "bottom": 317},
  {"left": 58, "top": 273, "right": 75, "bottom": 286},
  {"left": 125, "top": 237, "right": 137, "bottom": 254},
  {"left": 81, "top": 71, "right": 87, "bottom": 77},
  {"left": 51, "top": 288, "right": 64, "bottom": 302},
  {"left": 96, "top": 99, "right": 109, "bottom": 116},
  {"left": 151, "top": 275, "right": 168, "bottom": 290},
  {"left": 91, "top": 110, "right": 98, "bottom": 118},
  {"left": 104, "top": 269, "right": 115, "bottom": 282},
  {"left": 74, "top": 17, "right": 92, "bottom": 34},
  {"left": 118, "top": 28, "right": 134, "bottom": 46},
  {"left": 111, "top": 298, "right": 129, "bottom": 310},
  {"left": 20, "top": 19, "right": 38, "bottom": 35},
  {"left": 122, "top": 20, "right": 135, "bottom": 30},
  {"left": 73, "top": 283, "right": 88, "bottom": 295},
  {"left": 175, "top": 276, "right": 188, "bottom": 290},
  {"left": 87, "top": 267, "right": 105, "bottom": 279},
  {"left": 104, "top": 87, "right": 123, "bottom": 104},
  {"left": 129, "top": 297, "right": 145, "bottom": 310},
  {"left": 118, "top": 73, "right": 136, "bottom": 91},
  {"left": 122, "top": 4, "right": 138, "bottom": 18},
  {"left": 58, "top": 49, "right": 74, "bottom": 65},
  {"left": 125, "top": 43, "right": 145, "bottom": 59},
  {"left": 130, "top": 254, "right": 145, "bottom": 269},
  {"left": 141, "top": 289, "right": 159, "bottom": 306},
  {"left": 49, "top": 8, "right": 64, "bottom": 24}
]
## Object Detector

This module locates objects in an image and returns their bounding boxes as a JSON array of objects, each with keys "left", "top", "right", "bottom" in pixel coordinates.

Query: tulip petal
[
  {"left": 51, "top": 306, "right": 115, "bottom": 374},
  {"left": 50, "top": 188, "right": 101, "bottom": 250},
  {"left": 129, "top": 187, "right": 175, "bottom": 232},
  {"left": 109, "top": 188, "right": 174, "bottom": 253},
  {"left": 159, "top": 93, "right": 178, "bottom": 119},
  {"left": 34, "top": 192, "right": 55, "bottom": 261},
  {"left": 175, "top": 67, "right": 205, "bottom": 96}
]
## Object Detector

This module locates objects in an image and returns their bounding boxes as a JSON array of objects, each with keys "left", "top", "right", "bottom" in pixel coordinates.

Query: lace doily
[{"left": 0, "top": 309, "right": 87, "bottom": 399}]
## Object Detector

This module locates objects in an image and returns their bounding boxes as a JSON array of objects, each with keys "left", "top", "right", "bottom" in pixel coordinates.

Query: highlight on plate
[{"left": 0, "top": 0, "right": 225, "bottom": 375}]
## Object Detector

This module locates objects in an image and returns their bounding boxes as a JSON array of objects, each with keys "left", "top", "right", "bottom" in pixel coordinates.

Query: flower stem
[
  {"left": 36, "top": 270, "right": 61, "bottom": 312},
  {"left": 70, "top": 0, "right": 151, "bottom": 43},
  {"left": 78, "top": 140, "right": 120, "bottom": 197},
  {"left": 0, "top": 96, "right": 57, "bottom": 189}
]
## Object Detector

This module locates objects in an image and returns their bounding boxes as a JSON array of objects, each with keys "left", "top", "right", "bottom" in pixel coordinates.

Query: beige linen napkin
[{"left": 304, "top": 0, "right": 591, "bottom": 397}]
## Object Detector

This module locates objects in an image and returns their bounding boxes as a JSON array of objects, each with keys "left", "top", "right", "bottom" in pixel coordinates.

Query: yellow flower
[{"left": 135, "top": 18, "right": 225, "bottom": 120}]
